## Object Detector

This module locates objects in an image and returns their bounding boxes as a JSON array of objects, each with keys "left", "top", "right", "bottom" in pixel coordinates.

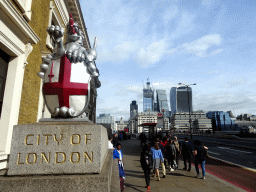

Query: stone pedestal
[
  {"left": 0, "top": 150, "right": 117, "bottom": 192},
  {"left": 7, "top": 121, "right": 108, "bottom": 175}
]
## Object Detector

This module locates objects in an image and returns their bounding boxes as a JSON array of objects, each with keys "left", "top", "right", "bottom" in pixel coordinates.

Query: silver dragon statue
[{"left": 37, "top": 13, "right": 99, "bottom": 118}]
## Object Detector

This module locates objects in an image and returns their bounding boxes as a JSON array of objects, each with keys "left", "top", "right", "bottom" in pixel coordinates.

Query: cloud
[
  {"left": 169, "top": 12, "right": 196, "bottom": 39},
  {"left": 193, "top": 91, "right": 256, "bottom": 116},
  {"left": 170, "top": 34, "right": 222, "bottom": 57},
  {"left": 219, "top": 78, "right": 248, "bottom": 88},
  {"left": 134, "top": 39, "right": 169, "bottom": 67}
]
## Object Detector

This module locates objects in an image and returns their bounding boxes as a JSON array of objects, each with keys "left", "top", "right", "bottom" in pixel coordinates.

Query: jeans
[
  {"left": 195, "top": 161, "right": 205, "bottom": 176},
  {"left": 143, "top": 168, "right": 151, "bottom": 186}
]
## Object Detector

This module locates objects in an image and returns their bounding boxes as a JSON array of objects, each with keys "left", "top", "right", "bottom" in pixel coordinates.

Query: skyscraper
[
  {"left": 170, "top": 86, "right": 192, "bottom": 114},
  {"left": 143, "top": 81, "right": 154, "bottom": 112},
  {"left": 130, "top": 100, "right": 138, "bottom": 120},
  {"left": 156, "top": 89, "right": 169, "bottom": 117}
]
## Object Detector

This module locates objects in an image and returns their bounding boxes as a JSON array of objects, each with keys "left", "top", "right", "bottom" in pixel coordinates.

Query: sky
[{"left": 80, "top": 0, "right": 256, "bottom": 121}]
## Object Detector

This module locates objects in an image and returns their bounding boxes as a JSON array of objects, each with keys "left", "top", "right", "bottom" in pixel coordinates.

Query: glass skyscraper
[
  {"left": 130, "top": 100, "right": 138, "bottom": 120},
  {"left": 156, "top": 89, "right": 169, "bottom": 117},
  {"left": 206, "top": 111, "right": 239, "bottom": 131},
  {"left": 170, "top": 86, "right": 192, "bottom": 114},
  {"left": 143, "top": 81, "right": 154, "bottom": 112}
]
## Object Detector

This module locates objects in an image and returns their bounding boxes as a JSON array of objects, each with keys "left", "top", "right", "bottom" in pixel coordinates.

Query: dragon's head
[{"left": 67, "top": 13, "right": 84, "bottom": 45}]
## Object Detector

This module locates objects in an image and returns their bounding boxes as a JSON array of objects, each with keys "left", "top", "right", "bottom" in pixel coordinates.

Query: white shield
[{"left": 43, "top": 55, "right": 91, "bottom": 117}]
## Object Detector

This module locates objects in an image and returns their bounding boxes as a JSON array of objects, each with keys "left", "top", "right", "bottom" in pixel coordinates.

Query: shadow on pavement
[{"left": 124, "top": 183, "right": 144, "bottom": 192}]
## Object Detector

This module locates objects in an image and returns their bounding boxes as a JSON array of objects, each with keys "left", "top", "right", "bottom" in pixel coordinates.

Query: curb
[{"left": 199, "top": 139, "right": 256, "bottom": 151}]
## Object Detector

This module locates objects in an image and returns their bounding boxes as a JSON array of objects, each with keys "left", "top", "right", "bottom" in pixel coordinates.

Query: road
[
  {"left": 177, "top": 134, "right": 256, "bottom": 170},
  {"left": 177, "top": 134, "right": 256, "bottom": 191}
]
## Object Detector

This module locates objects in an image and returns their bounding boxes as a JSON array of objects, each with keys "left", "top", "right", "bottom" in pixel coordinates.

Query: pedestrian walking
[
  {"left": 151, "top": 142, "right": 164, "bottom": 181},
  {"left": 119, "top": 132, "right": 123, "bottom": 142},
  {"left": 165, "top": 140, "right": 176, "bottom": 172},
  {"left": 173, "top": 136, "right": 181, "bottom": 169},
  {"left": 113, "top": 143, "right": 125, "bottom": 191},
  {"left": 158, "top": 139, "right": 166, "bottom": 177},
  {"left": 112, "top": 133, "right": 118, "bottom": 148},
  {"left": 140, "top": 144, "right": 153, "bottom": 191},
  {"left": 193, "top": 140, "right": 208, "bottom": 179},
  {"left": 182, "top": 137, "right": 192, "bottom": 171},
  {"left": 108, "top": 136, "right": 114, "bottom": 149},
  {"left": 139, "top": 132, "right": 147, "bottom": 146}
]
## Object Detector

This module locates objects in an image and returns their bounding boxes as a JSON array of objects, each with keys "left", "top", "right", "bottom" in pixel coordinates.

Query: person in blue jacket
[
  {"left": 151, "top": 142, "right": 164, "bottom": 181},
  {"left": 113, "top": 143, "right": 125, "bottom": 191}
]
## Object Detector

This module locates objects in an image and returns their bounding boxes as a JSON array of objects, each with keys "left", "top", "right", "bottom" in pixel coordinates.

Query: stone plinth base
[
  {"left": 0, "top": 150, "right": 118, "bottom": 192},
  {"left": 8, "top": 122, "right": 108, "bottom": 175}
]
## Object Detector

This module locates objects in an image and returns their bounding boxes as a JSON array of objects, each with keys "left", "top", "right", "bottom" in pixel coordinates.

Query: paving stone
[{"left": 121, "top": 139, "right": 245, "bottom": 192}]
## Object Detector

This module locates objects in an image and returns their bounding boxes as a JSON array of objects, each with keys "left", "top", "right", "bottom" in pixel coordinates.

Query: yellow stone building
[{"left": 0, "top": 0, "right": 99, "bottom": 171}]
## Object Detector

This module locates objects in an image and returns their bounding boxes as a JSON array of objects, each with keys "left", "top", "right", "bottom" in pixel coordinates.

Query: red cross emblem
[{"left": 43, "top": 54, "right": 88, "bottom": 108}]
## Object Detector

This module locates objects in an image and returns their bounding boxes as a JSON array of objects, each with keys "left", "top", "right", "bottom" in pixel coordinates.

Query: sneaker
[
  {"left": 196, "top": 174, "right": 200, "bottom": 178},
  {"left": 170, "top": 168, "right": 175, "bottom": 172},
  {"left": 202, "top": 176, "right": 205, "bottom": 180},
  {"left": 147, "top": 186, "right": 150, "bottom": 190},
  {"left": 162, "top": 175, "right": 166, "bottom": 178}
]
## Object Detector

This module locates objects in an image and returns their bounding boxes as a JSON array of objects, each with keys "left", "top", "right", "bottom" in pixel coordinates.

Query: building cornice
[
  {"left": 0, "top": 0, "right": 40, "bottom": 44},
  {"left": 54, "top": 0, "right": 69, "bottom": 25},
  {"left": 66, "top": 0, "right": 90, "bottom": 49}
]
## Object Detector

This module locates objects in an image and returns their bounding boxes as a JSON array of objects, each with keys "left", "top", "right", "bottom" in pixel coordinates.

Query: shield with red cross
[{"left": 42, "top": 54, "right": 90, "bottom": 117}]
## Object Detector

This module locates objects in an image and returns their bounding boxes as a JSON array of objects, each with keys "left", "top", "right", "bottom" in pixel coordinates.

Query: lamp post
[
  {"left": 162, "top": 109, "right": 165, "bottom": 131},
  {"left": 179, "top": 83, "right": 196, "bottom": 139}
]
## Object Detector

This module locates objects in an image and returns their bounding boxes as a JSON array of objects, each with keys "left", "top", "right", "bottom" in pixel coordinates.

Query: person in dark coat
[
  {"left": 112, "top": 133, "right": 118, "bottom": 148},
  {"left": 173, "top": 136, "right": 180, "bottom": 169},
  {"left": 193, "top": 140, "right": 208, "bottom": 179},
  {"left": 182, "top": 137, "right": 192, "bottom": 171},
  {"left": 165, "top": 140, "right": 176, "bottom": 172},
  {"left": 139, "top": 132, "right": 147, "bottom": 146},
  {"left": 140, "top": 144, "right": 153, "bottom": 190}
]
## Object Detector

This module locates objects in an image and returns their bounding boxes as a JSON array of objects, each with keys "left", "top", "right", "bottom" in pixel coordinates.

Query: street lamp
[{"left": 179, "top": 83, "right": 196, "bottom": 139}]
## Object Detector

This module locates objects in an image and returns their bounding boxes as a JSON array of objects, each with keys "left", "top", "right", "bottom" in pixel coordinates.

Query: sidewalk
[{"left": 121, "top": 139, "right": 246, "bottom": 192}]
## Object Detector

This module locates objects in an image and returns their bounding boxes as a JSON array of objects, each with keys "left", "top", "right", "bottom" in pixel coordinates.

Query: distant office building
[
  {"left": 116, "top": 117, "right": 129, "bottom": 131},
  {"left": 137, "top": 111, "right": 158, "bottom": 133},
  {"left": 206, "top": 111, "right": 238, "bottom": 131},
  {"left": 96, "top": 113, "right": 117, "bottom": 134},
  {"left": 130, "top": 100, "right": 138, "bottom": 120},
  {"left": 236, "top": 113, "right": 253, "bottom": 121},
  {"left": 128, "top": 111, "right": 169, "bottom": 133},
  {"left": 171, "top": 111, "right": 212, "bottom": 132},
  {"left": 156, "top": 89, "right": 169, "bottom": 117},
  {"left": 154, "top": 103, "right": 158, "bottom": 112},
  {"left": 143, "top": 81, "right": 154, "bottom": 112},
  {"left": 96, "top": 113, "right": 115, "bottom": 124},
  {"left": 170, "top": 86, "right": 192, "bottom": 114}
]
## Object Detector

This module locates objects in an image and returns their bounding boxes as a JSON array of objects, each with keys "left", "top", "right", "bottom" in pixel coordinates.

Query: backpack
[
  {"left": 171, "top": 144, "right": 176, "bottom": 156},
  {"left": 203, "top": 146, "right": 209, "bottom": 159},
  {"left": 144, "top": 153, "right": 153, "bottom": 166},
  {"left": 174, "top": 140, "right": 180, "bottom": 152}
]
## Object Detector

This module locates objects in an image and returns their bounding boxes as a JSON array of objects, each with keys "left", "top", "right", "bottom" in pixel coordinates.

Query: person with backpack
[
  {"left": 193, "top": 140, "right": 208, "bottom": 179},
  {"left": 182, "top": 137, "right": 192, "bottom": 171},
  {"left": 165, "top": 140, "right": 176, "bottom": 172},
  {"left": 140, "top": 144, "right": 153, "bottom": 191},
  {"left": 173, "top": 136, "right": 181, "bottom": 169}
]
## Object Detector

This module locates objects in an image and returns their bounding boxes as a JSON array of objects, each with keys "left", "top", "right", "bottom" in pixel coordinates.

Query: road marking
[
  {"left": 208, "top": 151, "right": 220, "bottom": 155},
  {"left": 209, "top": 155, "right": 256, "bottom": 173},
  {"left": 217, "top": 147, "right": 253, "bottom": 154}
]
